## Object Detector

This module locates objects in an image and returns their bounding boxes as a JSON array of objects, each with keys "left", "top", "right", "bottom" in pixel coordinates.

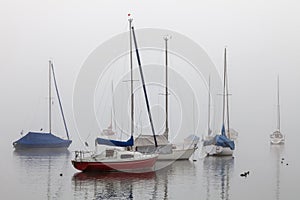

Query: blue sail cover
[
  {"left": 96, "top": 136, "right": 134, "bottom": 147},
  {"left": 221, "top": 124, "right": 226, "bottom": 136},
  {"left": 215, "top": 135, "right": 235, "bottom": 150},
  {"left": 13, "top": 132, "right": 72, "bottom": 149}
]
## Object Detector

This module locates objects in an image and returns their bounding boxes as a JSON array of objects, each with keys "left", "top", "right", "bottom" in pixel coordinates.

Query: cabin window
[
  {"left": 120, "top": 154, "right": 134, "bottom": 159},
  {"left": 105, "top": 149, "right": 114, "bottom": 157}
]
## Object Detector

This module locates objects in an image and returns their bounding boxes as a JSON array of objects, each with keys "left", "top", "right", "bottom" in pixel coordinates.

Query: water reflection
[
  {"left": 270, "top": 145, "right": 284, "bottom": 200},
  {"left": 202, "top": 156, "right": 234, "bottom": 200},
  {"left": 13, "top": 149, "right": 71, "bottom": 200},
  {"left": 72, "top": 160, "right": 196, "bottom": 200},
  {"left": 155, "top": 160, "right": 196, "bottom": 199},
  {"left": 73, "top": 171, "right": 156, "bottom": 199}
]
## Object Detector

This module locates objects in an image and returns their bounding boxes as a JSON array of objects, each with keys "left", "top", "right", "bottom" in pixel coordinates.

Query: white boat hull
[
  {"left": 72, "top": 149, "right": 158, "bottom": 172},
  {"left": 157, "top": 148, "right": 196, "bottom": 160},
  {"left": 203, "top": 145, "right": 233, "bottom": 156},
  {"left": 270, "top": 131, "right": 285, "bottom": 145},
  {"left": 270, "top": 138, "right": 285, "bottom": 144}
]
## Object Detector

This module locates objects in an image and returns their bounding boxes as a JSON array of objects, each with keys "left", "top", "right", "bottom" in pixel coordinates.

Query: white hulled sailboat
[{"left": 270, "top": 76, "right": 285, "bottom": 144}]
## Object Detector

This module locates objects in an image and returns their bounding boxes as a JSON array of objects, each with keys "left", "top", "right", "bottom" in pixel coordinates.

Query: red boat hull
[{"left": 72, "top": 156, "right": 157, "bottom": 172}]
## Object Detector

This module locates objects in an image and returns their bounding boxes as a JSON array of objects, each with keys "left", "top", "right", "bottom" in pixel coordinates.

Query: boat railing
[{"left": 74, "top": 150, "right": 93, "bottom": 160}]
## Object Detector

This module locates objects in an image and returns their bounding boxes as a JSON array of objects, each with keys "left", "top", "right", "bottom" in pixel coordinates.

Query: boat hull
[
  {"left": 13, "top": 140, "right": 72, "bottom": 150},
  {"left": 157, "top": 148, "right": 196, "bottom": 160},
  {"left": 204, "top": 145, "right": 233, "bottom": 156},
  {"left": 270, "top": 131, "right": 285, "bottom": 145},
  {"left": 72, "top": 156, "right": 158, "bottom": 172},
  {"left": 13, "top": 132, "right": 72, "bottom": 150},
  {"left": 270, "top": 138, "right": 285, "bottom": 145}
]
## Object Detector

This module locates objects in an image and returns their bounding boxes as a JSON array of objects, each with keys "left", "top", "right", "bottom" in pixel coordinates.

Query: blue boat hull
[{"left": 13, "top": 132, "right": 72, "bottom": 150}]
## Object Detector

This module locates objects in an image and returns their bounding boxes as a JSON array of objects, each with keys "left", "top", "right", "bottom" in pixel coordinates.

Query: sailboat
[
  {"left": 270, "top": 76, "right": 285, "bottom": 144},
  {"left": 71, "top": 18, "right": 158, "bottom": 172},
  {"left": 202, "top": 76, "right": 214, "bottom": 142},
  {"left": 13, "top": 61, "right": 72, "bottom": 150},
  {"left": 202, "top": 48, "right": 235, "bottom": 156},
  {"left": 101, "top": 83, "right": 117, "bottom": 137},
  {"left": 134, "top": 36, "right": 199, "bottom": 160}
]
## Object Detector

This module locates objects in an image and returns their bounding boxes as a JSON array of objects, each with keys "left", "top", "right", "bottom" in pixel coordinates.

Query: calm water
[{"left": 3, "top": 133, "right": 300, "bottom": 200}]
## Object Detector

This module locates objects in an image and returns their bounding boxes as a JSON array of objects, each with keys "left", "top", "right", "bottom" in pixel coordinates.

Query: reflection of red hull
[
  {"left": 73, "top": 170, "right": 156, "bottom": 181},
  {"left": 72, "top": 156, "right": 157, "bottom": 172}
]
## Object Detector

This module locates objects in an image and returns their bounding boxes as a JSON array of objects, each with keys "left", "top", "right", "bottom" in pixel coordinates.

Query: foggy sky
[{"left": 1, "top": 0, "right": 300, "bottom": 150}]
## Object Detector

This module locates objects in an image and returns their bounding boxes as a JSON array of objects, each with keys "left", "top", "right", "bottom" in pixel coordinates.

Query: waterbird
[{"left": 240, "top": 171, "right": 250, "bottom": 177}]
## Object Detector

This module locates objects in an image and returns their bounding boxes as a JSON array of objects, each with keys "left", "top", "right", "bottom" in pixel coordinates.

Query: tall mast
[
  {"left": 129, "top": 18, "right": 134, "bottom": 138},
  {"left": 111, "top": 81, "right": 115, "bottom": 129},
  {"left": 208, "top": 75, "right": 211, "bottom": 136},
  {"left": 48, "top": 60, "right": 52, "bottom": 134},
  {"left": 131, "top": 26, "right": 158, "bottom": 147},
  {"left": 164, "top": 36, "right": 169, "bottom": 140},
  {"left": 221, "top": 48, "right": 226, "bottom": 135},
  {"left": 277, "top": 75, "right": 280, "bottom": 131},
  {"left": 225, "top": 48, "right": 230, "bottom": 136}
]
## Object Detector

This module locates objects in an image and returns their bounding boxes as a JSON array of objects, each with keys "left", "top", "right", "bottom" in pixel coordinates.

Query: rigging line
[
  {"left": 50, "top": 60, "right": 70, "bottom": 140},
  {"left": 132, "top": 26, "right": 158, "bottom": 147}
]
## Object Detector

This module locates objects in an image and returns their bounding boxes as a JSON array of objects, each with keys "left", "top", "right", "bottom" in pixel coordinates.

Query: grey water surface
[{"left": 4, "top": 130, "right": 299, "bottom": 200}]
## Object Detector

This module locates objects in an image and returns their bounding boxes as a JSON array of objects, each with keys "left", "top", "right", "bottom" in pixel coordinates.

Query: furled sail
[{"left": 96, "top": 136, "right": 134, "bottom": 147}]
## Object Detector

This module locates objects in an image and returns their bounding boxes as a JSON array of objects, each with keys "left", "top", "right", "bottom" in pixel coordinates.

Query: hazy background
[{"left": 1, "top": 0, "right": 300, "bottom": 198}]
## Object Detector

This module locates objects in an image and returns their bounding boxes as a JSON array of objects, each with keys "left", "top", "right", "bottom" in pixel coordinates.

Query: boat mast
[
  {"left": 221, "top": 48, "right": 226, "bottom": 135},
  {"left": 131, "top": 26, "right": 158, "bottom": 147},
  {"left": 277, "top": 75, "right": 280, "bottom": 131},
  {"left": 48, "top": 60, "right": 52, "bottom": 134},
  {"left": 111, "top": 81, "right": 116, "bottom": 130},
  {"left": 225, "top": 48, "right": 230, "bottom": 137},
  {"left": 129, "top": 18, "right": 134, "bottom": 138},
  {"left": 50, "top": 60, "right": 70, "bottom": 140},
  {"left": 208, "top": 75, "right": 211, "bottom": 136},
  {"left": 164, "top": 36, "right": 169, "bottom": 140}
]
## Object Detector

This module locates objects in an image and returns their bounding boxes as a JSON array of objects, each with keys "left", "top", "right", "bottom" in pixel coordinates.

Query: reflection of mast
[
  {"left": 72, "top": 171, "right": 156, "bottom": 199},
  {"left": 205, "top": 160, "right": 211, "bottom": 200},
  {"left": 276, "top": 153, "right": 280, "bottom": 200},
  {"left": 220, "top": 162, "right": 230, "bottom": 200},
  {"left": 47, "top": 157, "right": 51, "bottom": 200},
  {"left": 163, "top": 169, "right": 168, "bottom": 200},
  {"left": 271, "top": 145, "right": 283, "bottom": 200},
  {"left": 203, "top": 157, "right": 233, "bottom": 200}
]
